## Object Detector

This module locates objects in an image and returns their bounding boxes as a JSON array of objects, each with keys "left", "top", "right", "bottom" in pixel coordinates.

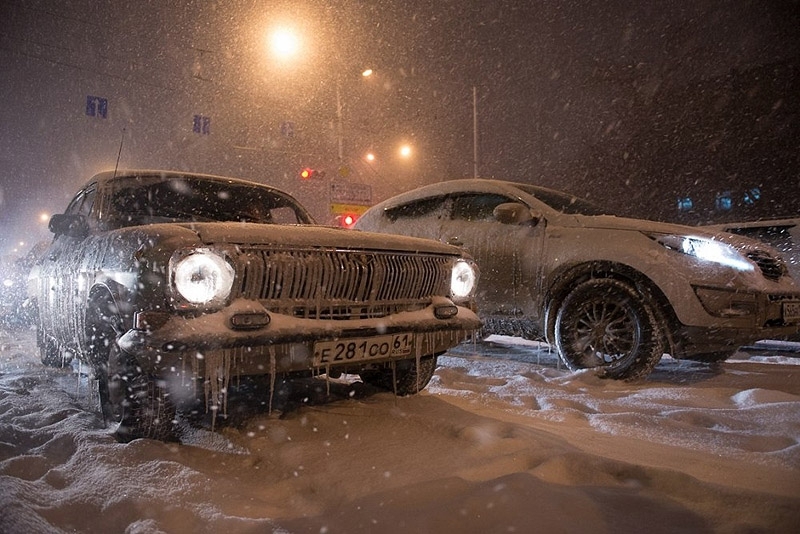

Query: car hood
[
  {"left": 567, "top": 214, "right": 756, "bottom": 245},
  {"left": 176, "top": 222, "right": 465, "bottom": 255}
]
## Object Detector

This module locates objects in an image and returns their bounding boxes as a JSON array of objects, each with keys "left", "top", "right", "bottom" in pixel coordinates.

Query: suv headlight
[
  {"left": 652, "top": 234, "right": 754, "bottom": 272},
  {"left": 451, "top": 259, "right": 478, "bottom": 299},
  {"left": 171, "top": 249, "right": 235, "bottom": 307}
]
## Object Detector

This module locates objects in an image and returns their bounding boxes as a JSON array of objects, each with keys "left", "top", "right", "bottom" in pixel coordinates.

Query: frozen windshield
[{"left": 105, "top": 177, "right": 312, "bottom": 227}]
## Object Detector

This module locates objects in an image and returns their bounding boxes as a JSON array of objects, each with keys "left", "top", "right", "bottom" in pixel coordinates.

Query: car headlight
[
  {"left": 451, "top": 259, "right": 478, "bottom": 299},
  {"left": 653, "top": 234, "right": 754, "bottom": 272},
  {"left": 172, "top": 249, "right": 235, "bottom": 306}
]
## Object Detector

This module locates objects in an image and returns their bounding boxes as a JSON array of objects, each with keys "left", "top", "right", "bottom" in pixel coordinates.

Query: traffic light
[{"left": 300, "top": 168, "right": 326, "bottom": 180}]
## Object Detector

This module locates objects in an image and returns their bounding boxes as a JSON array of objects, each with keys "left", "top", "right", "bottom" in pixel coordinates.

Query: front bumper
[
  {"left": 672, "top": 287, "right": 800, "bottom": 357},
  {"left": 118, "top": 297, "right": 481, "bottom": 376}
]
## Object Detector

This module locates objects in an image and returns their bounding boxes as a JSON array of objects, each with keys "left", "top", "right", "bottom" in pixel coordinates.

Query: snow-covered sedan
[
  {"left": 355, "top": 179, "right": 800, "bottom": 380},
  {"left": 28, "top": 170, "right": 480, "bottom": 441}
]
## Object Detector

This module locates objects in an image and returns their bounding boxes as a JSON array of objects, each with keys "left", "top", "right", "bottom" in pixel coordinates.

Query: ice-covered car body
[
  {"left": 29, "top": 170, "right": 480, "bottom": 440},
  {"left": 355, "top": 179, "right": 800, "bottom": 380}
]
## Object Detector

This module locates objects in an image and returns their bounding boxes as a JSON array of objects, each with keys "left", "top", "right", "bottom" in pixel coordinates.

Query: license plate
[
  {"left": 314, "top": 334, "right": 414, "bottom": 366},
  {"left": 784, "top": 301, "right": 800, "bottom": 322}
]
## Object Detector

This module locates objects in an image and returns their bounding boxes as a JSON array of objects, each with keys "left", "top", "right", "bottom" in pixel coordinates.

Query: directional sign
[{"left": 330, "top": 181, "right": 372, "bottom": 204}]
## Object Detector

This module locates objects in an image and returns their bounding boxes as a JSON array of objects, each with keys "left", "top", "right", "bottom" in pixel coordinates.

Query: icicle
[
  {"left": 268, "top": 346, "right": 276, "bottom": 415},
  {"left": 391, "top": 360, "right": 398, "bottom": 398},
  {"left": 415, "top": 335, "right": 423, "bottom": 393},
  {"left": 76, "top": 360, "right": 82, "bottom": 397},
  {"left": 325, "top": 364, "right": 331, "bottom": 396}
]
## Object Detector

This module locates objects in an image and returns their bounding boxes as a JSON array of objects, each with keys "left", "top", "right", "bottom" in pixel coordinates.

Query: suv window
[
  {"left": 65, "top": 185, "right": 97, "bottom": 217},
  {"left": 386, "top": 196, "right": 449, "bottom": 222},
  {"left": 450, "top": 194, "right": 514, "bottom": 222}
]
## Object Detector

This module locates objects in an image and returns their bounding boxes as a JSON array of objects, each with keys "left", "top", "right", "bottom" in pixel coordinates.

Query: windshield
[
  {"left": 515, "top": 184, "right": 613, "bottom": 216},
  {"left": 106, "top": 177, "right": 312, "bottom": 227}
]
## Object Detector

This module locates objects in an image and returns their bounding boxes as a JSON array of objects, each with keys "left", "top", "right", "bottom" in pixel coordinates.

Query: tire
[
  {"left": 554, "top": 278, "right": 663, "bottom": 380},
  {"left": 38, "top": 331, "right": 67, "bottom": 367},
  {"left": 34, "top": 300, "right": 71, "bottom": 368},
  {"left": 87, "top": 299, "right": 177, "bottom": 442},
  {"left": 359, "top": 355, "right": 439, "bottom": 395}
]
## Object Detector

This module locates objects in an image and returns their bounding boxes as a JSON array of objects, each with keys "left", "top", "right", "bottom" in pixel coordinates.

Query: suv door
[{"left": 438, "top": 193, "right": 545, "bottom": 318}]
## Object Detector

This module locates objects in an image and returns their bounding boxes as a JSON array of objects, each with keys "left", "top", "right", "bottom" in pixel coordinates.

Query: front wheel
[
  {"left": 38, "top": 331, "right": 69, "bottom": 367},
  {"left": 359, "top": 355, "right": 439, "bottom": 395},
  {"left": 87, "top": 302, "right": 177, "bottom": 442},
  {"left": 554, "top": 278, "right": 663, "bottom": 380},
  {"left": 99, "top": 343, "right": 178, "bottom": 442}
]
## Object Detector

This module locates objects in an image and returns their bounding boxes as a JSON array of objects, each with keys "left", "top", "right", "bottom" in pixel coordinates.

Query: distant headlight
[
  {"left": 451, "top": 259, "right": 478, "bottom": 299},
  {"left": 653, "top": 234, "right": 754, "bottom": 272},
  {"left": 172, "top": 249, "right": 235, "bottom": 306}
]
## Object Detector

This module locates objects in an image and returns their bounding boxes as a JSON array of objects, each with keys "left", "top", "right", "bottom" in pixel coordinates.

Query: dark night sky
[{"left": 1, "top": 0, "right": 799, "bottom": 252}]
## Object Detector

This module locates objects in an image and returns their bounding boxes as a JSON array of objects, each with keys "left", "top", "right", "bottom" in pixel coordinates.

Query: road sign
[{"left": 330, "top": 181, "right": 372, "bottom": 204}]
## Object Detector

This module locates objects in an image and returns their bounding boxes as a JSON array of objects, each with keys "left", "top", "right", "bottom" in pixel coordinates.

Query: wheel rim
[{"left": 569, "top": 296, "right": 640, "bottom": 367}]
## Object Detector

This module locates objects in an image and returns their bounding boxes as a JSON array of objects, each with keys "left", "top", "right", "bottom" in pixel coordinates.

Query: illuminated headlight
[
  {"left": 451, "top": 259, "right": 477, "bottom": 299},
  {"left": 653, "top": 234, "right": 754, "bottom": 272},
  {"left": 172, "top": 250, "right": 235, "bottom": 306}
]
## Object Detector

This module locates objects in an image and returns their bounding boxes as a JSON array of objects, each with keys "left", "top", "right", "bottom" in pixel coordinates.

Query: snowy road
[{"left": 1, "top": 328, "right": 799, "bottom": 533}]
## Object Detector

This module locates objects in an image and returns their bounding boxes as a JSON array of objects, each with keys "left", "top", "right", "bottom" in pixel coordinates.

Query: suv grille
[
  {"left": 746, "top": 251, "right": 787, "bottom": 281},
  {"left": 233, "top": 247, "right": 452, "bottom": 319}
]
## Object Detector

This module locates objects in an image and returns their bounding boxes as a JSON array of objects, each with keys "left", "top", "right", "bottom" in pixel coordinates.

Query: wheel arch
[{"left": 543, "top": 261, "right": 678, "bottom": 354}]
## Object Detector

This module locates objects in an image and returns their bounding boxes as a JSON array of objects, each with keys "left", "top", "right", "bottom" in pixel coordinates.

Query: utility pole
[{"left": 472, "top": 86, "right": 479, "bottom": 178}]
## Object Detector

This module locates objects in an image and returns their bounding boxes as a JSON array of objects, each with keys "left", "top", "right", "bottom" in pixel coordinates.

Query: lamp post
[{"left": 336, "top": 68, "right": 374, "bottom": 166}]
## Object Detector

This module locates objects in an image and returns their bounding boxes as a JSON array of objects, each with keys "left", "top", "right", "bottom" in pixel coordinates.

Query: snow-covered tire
[
  {"left": 359, "top": 355, "right": 438, "bottom": 395},
  {"left": 87, "top": 299, "right": 177, "bottom": 442},
  {"left": 555, "top": 278, "right": 663, "bottom": 380},
  {"left": 38, "top": 331, "right": 66, "bottom": 367},
  {"left": 101, "top": 343, "right": 177, "bottom": 442}
]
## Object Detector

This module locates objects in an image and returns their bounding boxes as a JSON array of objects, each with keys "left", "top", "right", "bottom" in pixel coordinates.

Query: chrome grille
[
  {"left": 233, "top": 247, "right": 452, "bottom": 318},
  {"left": 746, "top": 250, "right": 787, "bottom": 281}
]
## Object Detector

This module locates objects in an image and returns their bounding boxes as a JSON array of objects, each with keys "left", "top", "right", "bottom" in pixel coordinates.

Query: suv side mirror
[
  {"left": 493, "top": 203, "right": 539, "bottom": 226},
  {"left": 49, "top": 214, "right": 89, "bottom": 239}
]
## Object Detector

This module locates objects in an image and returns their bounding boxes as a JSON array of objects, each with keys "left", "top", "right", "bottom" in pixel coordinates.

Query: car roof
[
  {"left": 372, "top": 179, "right": 556, "bottom": 209},
  {"left": 87, "top": 169, "right": 283, "bottom": 192}
]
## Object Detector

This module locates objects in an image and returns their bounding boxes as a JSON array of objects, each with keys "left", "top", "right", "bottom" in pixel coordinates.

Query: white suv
[{"left": 356, "top": 179, "right": 800, "bottom": 380}]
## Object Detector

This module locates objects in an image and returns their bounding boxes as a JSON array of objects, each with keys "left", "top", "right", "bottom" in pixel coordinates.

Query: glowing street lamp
[
  {"left": 399, "top": 144, "right": 412, "bottom": 158},
  {"left": 268, "top": 26, "right": 301, "bottom": 63}
]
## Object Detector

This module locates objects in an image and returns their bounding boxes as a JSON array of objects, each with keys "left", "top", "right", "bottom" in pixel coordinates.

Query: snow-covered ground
[{"left": 1, "top": 328, "right": 799, "bottom": 533}]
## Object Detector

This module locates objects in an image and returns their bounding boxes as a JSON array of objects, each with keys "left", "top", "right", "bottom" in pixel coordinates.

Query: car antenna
[{"left": 113, "top": 128, "right": 125, "bottom": 178}]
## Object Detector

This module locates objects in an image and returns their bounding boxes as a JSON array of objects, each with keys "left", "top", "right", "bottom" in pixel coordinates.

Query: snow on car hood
[
  {"left": 567, "top": 214, "right": 765, "bottom": 250},
  {"left": 178, "top": 222, "right": 464, "bottom": 255}
]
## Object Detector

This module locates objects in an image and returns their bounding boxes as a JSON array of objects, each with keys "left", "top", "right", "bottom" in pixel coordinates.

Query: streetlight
[
  {"left": 267, "top": 26, "right": 301, "bottom": 63},
  {"left": 399, "top": 144, "right": 412, "bottom": 158}
]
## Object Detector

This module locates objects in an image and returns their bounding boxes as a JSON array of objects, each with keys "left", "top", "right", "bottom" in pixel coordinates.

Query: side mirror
[
  {"left": 493, "top": 202, "right": 539, "bottom": 226},
  {"left": 48, "top": 214, "right": 89, "bottom": 239}
]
